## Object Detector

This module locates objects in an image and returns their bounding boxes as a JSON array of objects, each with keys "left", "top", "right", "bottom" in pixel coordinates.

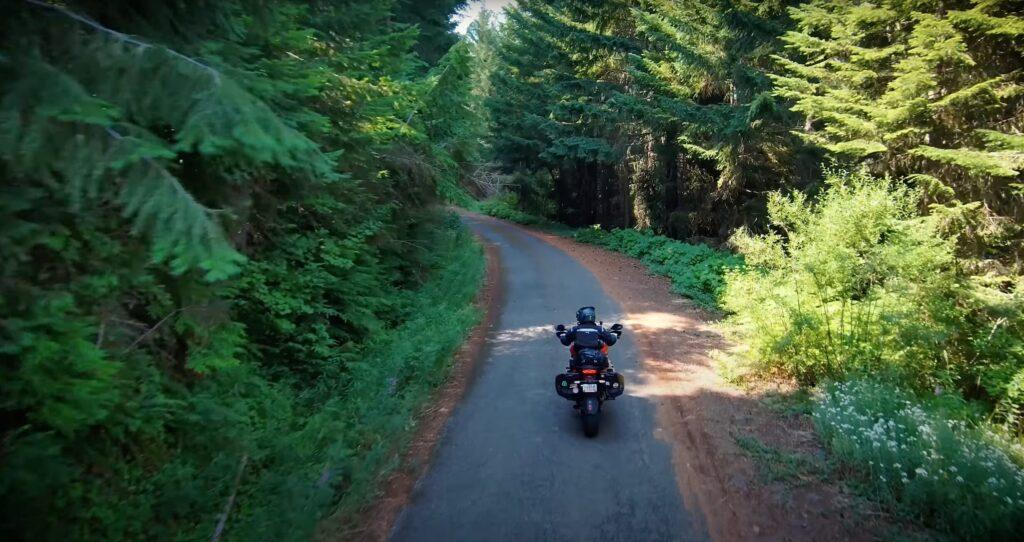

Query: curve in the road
[{"left": 389, "top": 214, "right": 707, "bottom": 542}]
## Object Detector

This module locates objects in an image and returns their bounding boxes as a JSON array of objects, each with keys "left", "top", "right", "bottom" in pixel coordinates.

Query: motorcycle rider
[{"left": 555, "top": 306, "right": 619, "bottom": 369}]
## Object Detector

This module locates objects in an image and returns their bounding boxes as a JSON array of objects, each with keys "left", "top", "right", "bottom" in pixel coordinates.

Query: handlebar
[{"left": 553, "top": 323, "right": 624, "bottom": 335}]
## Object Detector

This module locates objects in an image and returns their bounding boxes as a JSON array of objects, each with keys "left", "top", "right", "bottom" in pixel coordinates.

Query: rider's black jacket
[{"left": 559, "top": 323, "right": 618, "bottom": 349}]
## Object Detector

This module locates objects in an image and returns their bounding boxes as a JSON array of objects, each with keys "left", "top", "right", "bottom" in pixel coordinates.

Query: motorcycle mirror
[
  {"left": 555, "top": 324, "right": 566, "bottom": 332},
  {"left": 611, "top": 323, "right": 623, "bottom": 331}
]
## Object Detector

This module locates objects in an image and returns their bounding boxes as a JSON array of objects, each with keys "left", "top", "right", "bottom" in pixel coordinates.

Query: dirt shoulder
[
  {"left": 345, "top": 212, "right": 903, "bottom": 542},
  {"left": 340, "top": 238, "right": 502, "bottom": 542},
  {"left": 518, "top": 225, "right": 898, "bottom": 542}
]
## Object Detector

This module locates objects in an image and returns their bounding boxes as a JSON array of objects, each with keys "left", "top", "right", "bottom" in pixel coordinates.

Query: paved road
[{"left": 389, "top": 215, "right": 706, "bottom": 541}]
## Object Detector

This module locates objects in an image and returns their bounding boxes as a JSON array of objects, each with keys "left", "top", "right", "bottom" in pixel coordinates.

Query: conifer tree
[
  {"left": 486, "top": 0, "right": 810, "bottom": 236},
  {"left": 0, "top": 1, "right": 478, "bottom": 539},
  {"left": 625, "top": 0, "right": 811, "bottom": 237},
  {"left": 772, "top": 0, "right": 1024, "bottom": 267}
]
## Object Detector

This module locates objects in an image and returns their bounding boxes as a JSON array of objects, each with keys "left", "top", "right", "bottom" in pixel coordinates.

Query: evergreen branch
[
  {"left": 104, "top": 127, "right": 221, "bottom": 215},
  {"left": 23, "top": 0, "right": 221, "bottom": 84}
]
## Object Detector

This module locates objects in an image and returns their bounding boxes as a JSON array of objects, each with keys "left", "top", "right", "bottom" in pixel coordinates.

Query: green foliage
[
  {"left": 722, "top": 170, "right": 1024, "bottom": 428},
  {"left": 486, "top": 0, "right": 814, "bottom": 235},
  {"left": 0, "top": 1, "right": 483, "bottom": 540},
  {"left": 734, "top": 434, "right": 827, "bottom": 485},
  {"left": 772, "top": 0, "right": 1024, "bottom": 268},
  {"left": 396, "top": 0, "right": 469, "bottom": 65},
  {"left": 815, "top": 378, "right": 1024, "bottom": 540},
  {"left": 573, "top": 227, "right": 742, "bottom": 308},
  {"left": 472, "top": 193, "right": 546, "bottom": 225},
  {"left": 423, "top": 12, "right": 499, "bottom": 204}
]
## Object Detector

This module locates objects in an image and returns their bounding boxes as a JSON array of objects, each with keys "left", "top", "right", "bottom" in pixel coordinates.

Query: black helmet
[{"left": 576, "top": 306, "right": 596, "bottom": 324}]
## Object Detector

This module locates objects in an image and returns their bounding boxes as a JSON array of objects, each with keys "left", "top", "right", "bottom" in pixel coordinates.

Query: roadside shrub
[
  {"left": 815, "top": 378, "right": 1024, "bottom": 539},
  {"left": 0, "top": 215, "right": 484, "bottom": 541},
  {"left": 722, "top": 170, "right": 1024, "bottom": 426},
  {"left": 472, "top": 194, "right": 742, "bottom": 308},
  {"left": 964, "top": 275, "right": 1024, "bottom": 430},
  {"left": 472, "top": 193, "right": 544, "bottom": 225},
  {"left": 574, "top": 227, "right": 742, "bottom": 308}
]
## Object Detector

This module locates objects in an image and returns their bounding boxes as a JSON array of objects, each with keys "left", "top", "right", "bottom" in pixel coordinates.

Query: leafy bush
[
  {"left": 472, "top": 194, "right": 742, "bottom": 308},
  {"left": 472, "top": 193, "right": 546, "bottom": 225},
  {"left": 573, "top": 227, "right": 742, "bottom": 308},
  {"left": 722, "top": 171, "right": 1024, "bottom": 409},
  {"left": 0, "top": 215, "right": 483, "bottom": 541},
  {"left": 815, "top": 378, "right": 1024, "bottom": 540},
  {"left": 0, "top": 1, "right": 489, "bottom": 538},
  {"left": 306, "top": 218, "right": 485, "bottom": 524}
]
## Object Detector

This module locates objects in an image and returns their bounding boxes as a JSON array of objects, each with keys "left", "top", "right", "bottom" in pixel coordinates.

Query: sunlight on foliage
[
  {"left": 816, "top": 378, "right": 1024, "bottom": 539},
  {"left": 723, "top": 170, "right": 1024, "bottom": 431}
]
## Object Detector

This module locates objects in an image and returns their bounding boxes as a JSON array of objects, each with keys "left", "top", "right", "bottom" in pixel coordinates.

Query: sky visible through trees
[{"left": 453, "top": 0, "right": 515, "bottom": 33}]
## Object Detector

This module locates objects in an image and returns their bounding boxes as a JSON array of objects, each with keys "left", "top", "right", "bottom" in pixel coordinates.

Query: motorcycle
[{"left": 553, "top": 322, "right": 625, "bottom": 437}]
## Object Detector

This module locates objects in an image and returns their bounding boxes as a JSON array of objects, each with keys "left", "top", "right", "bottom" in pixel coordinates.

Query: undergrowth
[
  {"left": 815, "top": 379, "right": 1024, "bottom": 540},
  {"left": 325, "top": 216, "right": 485, "bottom": 527},
  {"left": 721, "top": 171, "right": 1024, "bottom": 426},
  {"left": 0, "top": 215, "right": 485, "bottom": 541},
  {"left": 471, "top": 195, "right": 742, "bottom": 309},
  {"left": 572, "top": 227, "right": 742, "bottom": 309},
  {"left": 470, "top": 194, "right": 546, "bottom": 225}
]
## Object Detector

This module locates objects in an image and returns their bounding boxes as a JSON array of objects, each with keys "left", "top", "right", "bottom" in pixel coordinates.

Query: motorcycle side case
[
  {"left": 605, "top": 371, "right": 625, "bottom": 399},
  {"left": 555, "top": 373, "right": 577, "bottom": 400}
]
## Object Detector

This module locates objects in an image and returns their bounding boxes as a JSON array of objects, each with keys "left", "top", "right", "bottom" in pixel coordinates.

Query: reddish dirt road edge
[
  {"left": 516, "top": 223, "right": 899, "bottom": 542},
  {"left": 349, "top": 213, "right": 905, "bottom": 542}
]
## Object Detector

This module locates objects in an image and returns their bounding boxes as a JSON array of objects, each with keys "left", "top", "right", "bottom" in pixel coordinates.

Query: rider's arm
[
  {"left": 600, "top": 327, "right": 618, "bottom": 346},
  {"left": 559, "top": 327, "right": 575, "bottom": 346}
]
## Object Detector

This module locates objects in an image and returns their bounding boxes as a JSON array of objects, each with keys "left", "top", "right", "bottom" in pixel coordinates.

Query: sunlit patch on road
[{"left": 488, "top": 324, "right": 558, "bottom": 355}]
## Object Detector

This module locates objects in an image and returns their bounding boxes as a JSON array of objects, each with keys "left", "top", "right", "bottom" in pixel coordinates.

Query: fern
[{"left": 2, "top": 2, "right": 338, "bottom": 279}]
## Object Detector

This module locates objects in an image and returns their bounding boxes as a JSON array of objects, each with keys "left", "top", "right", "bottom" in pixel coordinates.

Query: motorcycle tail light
[{"left": 581, "top": 369, "right": 599, "bottom": 375}]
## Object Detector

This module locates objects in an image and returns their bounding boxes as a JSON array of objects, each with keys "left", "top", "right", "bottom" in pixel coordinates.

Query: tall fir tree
[{"left": 772, "top": 0, "right": 1024, "bottom": 268}]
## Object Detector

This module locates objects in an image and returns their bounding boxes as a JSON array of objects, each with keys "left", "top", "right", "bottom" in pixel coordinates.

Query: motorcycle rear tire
[{"left": 582, "top": 411, "right": 600, "bottom": 437}]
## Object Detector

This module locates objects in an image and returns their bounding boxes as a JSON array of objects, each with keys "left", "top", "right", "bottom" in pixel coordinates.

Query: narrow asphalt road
[{"left": 389, "top": 215, "right": 707, "bottom": 541}]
